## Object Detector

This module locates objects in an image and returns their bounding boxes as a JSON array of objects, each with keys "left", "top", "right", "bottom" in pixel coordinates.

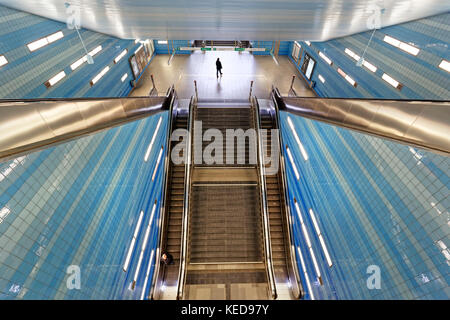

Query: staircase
[
  {"left": 196, "top": 106, "right": 254, "bottom": 166},
  {"left": 183, "top": 102, "right": 269, "bottom": 300}
]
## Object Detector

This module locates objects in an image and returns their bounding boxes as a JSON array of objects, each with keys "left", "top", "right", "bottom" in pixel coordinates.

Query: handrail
[
  {"left": 271, "top": 87, "right": 304, "bottom": 299},
  {"left": 252, "top": 95, "right": 278, "bottom": 299},
  {"left": 176, "top": 95, "right": 195, "bottom": 300},
  {"left": 272, "top": 88, "right": 450, "bottom": 156},
  {"left": 149, "top": 86, "right": 177, "bottom": 299},
  {"left": 0, "top": 93, "right": 173, "bottom": 162}
]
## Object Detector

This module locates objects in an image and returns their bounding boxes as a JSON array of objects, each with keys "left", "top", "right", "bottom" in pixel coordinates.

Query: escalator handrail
[
  {"left": 272, "top": 88, "right": 450, "bottom": 156},
  {"left": 252, "top": 96, "right": 278, "bottom": 299},
  {"left": 271, "top": 90, "right": 305, "bottom": 299},
  {"left": 0, "top": 95, "right": 171, "bottom": 162},
  {"left": 176, "top": 95, "right": 195, "bottom": 300},
  {"left": 149, "top": 86, "right": 177, "bottom": 299}
]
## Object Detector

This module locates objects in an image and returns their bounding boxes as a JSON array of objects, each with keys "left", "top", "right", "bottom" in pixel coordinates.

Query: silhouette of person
[
  {"left": 161, "top": 251, "right": 173, "bottom": 265},
  {"left": 216, "top": 58, "right": 223, "bottom": 78}
]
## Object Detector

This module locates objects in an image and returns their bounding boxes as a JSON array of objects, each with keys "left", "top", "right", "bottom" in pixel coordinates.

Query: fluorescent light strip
[
  {"left": 152, "top": 147, "right": 164, "bottom": 181},
  {"left": 91, "top": 66, "right": 110, "bottom": 85},
  {"left": 158, "top": 40, "right": 168, "bottom": 44},
  {"left": 144, "top": 117, "right": 162, "bottom": 162},
  {"left": 344, "top": 48, "right": 377, "bottom": 72},
  {"left": 27, "top": 31, "right": 64, "bottom": 52},
  {"left": 133, "top": 201, "right": 157, "bottom": 285},
  {"left": 382, "top": 73, "right": 401, "bottom": 89},
  {"left": 383, "top": 35, "right": 419, "bottom": 56},
  {"left": 345, "top": 74, "right": 356, "bottom": 86},
  {"left": 71, "top": 45, "right": 103, "bottom": 71},
  {"left": 305, "top": 41, "right": 311, "bottom": 46},
  {"left": 286, "top": 146, "right": 300, "bottom": 180},
  {"left": 70, "top": 57, "right": 85, "bottom": 71},
  {"left": 123, "top": 210, "right": 145, "bottom": 272},
  {"left": 297, "top": 246, "right": 315, "bottom": 300},
  {"left": 121, "top": 73, "right": 128, "bottom": 82},
  {"left": 318, "top": 51, "right": 332, "bottom": 65},
  {"left": 46, "top": 71, "right": 66, "bottom": 87},
  {"left": 89, "top": 45, "right": 102, "bottom": 56},
  {"left": 135, "top": 44, "right": 144, "bottom": 54},
  {"left": 0, "top": 55, "right": 8, "bottom": 68},
  {"left": 294, "top": 200, "right": 321, "bottom": 279},
  {"left": 140, "top": 250, "right": 155, "bottom": 300},
  {"left": 309, "top": 209, "right": 332, "bottom": 267},
  {"left": 114, "top": 49, "right": 128, "bottom": 64},
  {"left": 438, "top": 59, "right": 450, "bottom": 73},
  {"left": 47, "top": 31, "right": 64, "bottom": 43},
  {"left": 135, "top": 39, "right": 141, "bottom": 44},
  {"left": 27, "top": 38, "right": 48, "bottom": 52},
  {"left": 318, "top": 74, "right": 325, "bottom": 83},
  {"left": 337, "top": 68, "right": 357, "bottom": 87},
  {"left": 287, "top": 116, "right": 308, "bottom": 161}
]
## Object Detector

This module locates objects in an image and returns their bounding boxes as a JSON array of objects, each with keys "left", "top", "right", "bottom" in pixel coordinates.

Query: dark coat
[{"left": 216, "top": 60, "right": 222, "bottom": 70}]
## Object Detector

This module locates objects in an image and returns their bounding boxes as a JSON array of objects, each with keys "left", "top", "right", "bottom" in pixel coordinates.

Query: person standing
[{"left": 216, "top": 58, "right": 223, "bottom": 78}]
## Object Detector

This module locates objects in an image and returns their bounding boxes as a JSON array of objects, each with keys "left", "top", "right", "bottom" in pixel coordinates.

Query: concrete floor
[{"left": 130, "top": 51, "right": 315, "bottom": 100}]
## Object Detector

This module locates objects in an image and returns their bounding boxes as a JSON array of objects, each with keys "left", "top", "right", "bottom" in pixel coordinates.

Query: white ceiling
[{"left": 0, "top": 0, "right": 449, "bottom": 41}]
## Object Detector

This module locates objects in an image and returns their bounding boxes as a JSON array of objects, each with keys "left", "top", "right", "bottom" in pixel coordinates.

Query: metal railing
[
  {"left": 176, "top": 95, "right": 195, "bottom": 300},
  {"left": 252, "top": 95, "right": 277, "bottom": 299},
  {"left": 149, "top": 85, "right": 177, "bottom": 299},
  {"left": 271, "top": 86, "right": 304, "bottom": 299}
]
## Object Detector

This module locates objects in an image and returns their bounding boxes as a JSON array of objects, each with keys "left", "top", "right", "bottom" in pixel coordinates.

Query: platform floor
[{"left": 130, "top": 51, "right": 315, "bottom": 99}]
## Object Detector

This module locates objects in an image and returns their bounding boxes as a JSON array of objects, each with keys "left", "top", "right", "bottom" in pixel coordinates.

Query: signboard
[{"left": 179, "top": 47, "right": 268, "bottom": 52}]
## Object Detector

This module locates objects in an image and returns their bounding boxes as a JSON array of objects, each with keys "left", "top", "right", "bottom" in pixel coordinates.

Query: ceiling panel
[{"left": 0, "top": 0, "right": 448, "bottom": 41}]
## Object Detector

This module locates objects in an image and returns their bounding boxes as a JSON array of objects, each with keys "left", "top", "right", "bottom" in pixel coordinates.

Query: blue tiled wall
[
  {"left": 154, "top": 40, "right": 192, "bottom": 55},
  {"left": 0, "top": 5, "right": 153, "bottom": 99},
  {"left": 280, "top": 111, "right": 449, "bottom": 299},
  {"left": 249, "top": 41, "right": 290, "bottom": 56},
  {"left": 287, "top": 13, "right": 450, "bottom": 99},
  {"left": 0, "top": 112, "right": 169, "bottom": 299}
]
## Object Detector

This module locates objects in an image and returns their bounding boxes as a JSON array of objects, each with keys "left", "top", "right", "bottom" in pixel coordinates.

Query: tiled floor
[{"left": 130, "top": 51, "right": 315, "bottom": 99}]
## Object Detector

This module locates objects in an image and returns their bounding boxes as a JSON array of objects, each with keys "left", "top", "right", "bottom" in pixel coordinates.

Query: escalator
[
  {"left": 254, "top": 97, "right": 304, "bottom": 299},
  {"left": 181, "top": 100, "right": 271, "bottom": 299},
  {"left": 151, "top": 97, "right": 194, "bottom": 300}
]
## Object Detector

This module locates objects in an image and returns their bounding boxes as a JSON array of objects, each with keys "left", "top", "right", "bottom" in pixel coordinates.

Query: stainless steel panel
[
  {"left": 0, "top": 96, "right": 166, "bottom": 161},
  {"left": 369, "top": 102, "right": 424, "bottom": 138},
  {"left": 37, "top": 101, "right": 86, "bottom": 136},
  {"left": 406, "top": 103, "right": 450, "bottom": 152},
  {"left": 343, "top": 100, "right": 380, "bottom": 130},
  {"left": 279, "top": 94, "right": 450, "bottom": 156},
  {"left": 0, "top": 103, "right": 54, "bottom": 150}
]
